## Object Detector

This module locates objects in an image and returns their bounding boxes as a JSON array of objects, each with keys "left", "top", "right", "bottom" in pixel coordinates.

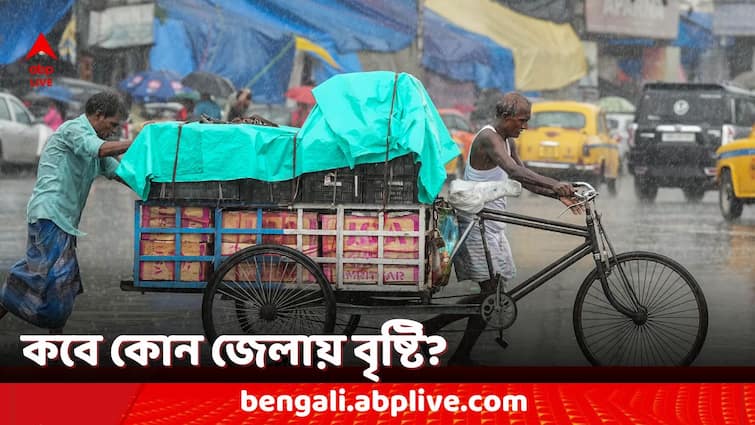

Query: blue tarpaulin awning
[
  {"left": 422, "top": 9, "right": 515, "bottom": 93},
  {"left": 150, "top": 0, "right": 522, "bottom": 101},
  {"left": 0, "top": 0, "right": 74, "bottom": 65},
  {"left": 151, "top": 0, "right": 296, "bottom": 104}
]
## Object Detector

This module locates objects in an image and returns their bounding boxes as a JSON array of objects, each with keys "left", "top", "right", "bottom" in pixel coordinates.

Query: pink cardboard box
[
  {"left": 322, "top": 213, "right": 419, "bottom": 257},
  {"left": 139, "top": 261, "right": 210, "bottom": 281},
  {"left": 321, "top": 213, "right": 420, "bottom": 284},
  {"left": 323, "top": 264, "right": 419, "bottom": 284},
  {"left": 141, "top": 206, "right": 213, "bottom": 229},
  {"left": 139, "top": 240, "right": 210, "bottom": 256},
  {"left": 261, "top": 211, "right": 318, "bottom": 257},
  {"left": 321, "top": 214, "right": 378, "bottom": 257},
  {"left": 221, "top": 210, "right": 259, "bottom": 255},
  {"left": 231, "top": 261, "right": 316, "bottom": 283}
]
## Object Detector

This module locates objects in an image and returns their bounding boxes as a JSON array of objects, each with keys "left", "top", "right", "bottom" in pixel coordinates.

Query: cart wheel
[{"left": 202, "top": 244, "right": 336, "bottom": 342}]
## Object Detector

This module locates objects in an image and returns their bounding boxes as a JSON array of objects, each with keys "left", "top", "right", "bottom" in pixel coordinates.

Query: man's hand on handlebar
[
  {"left": 559, "top": 196, "right": 584, "bottom": 215},
  {"left": 551, "top": 181, "right": 574, "bottom": 197}
]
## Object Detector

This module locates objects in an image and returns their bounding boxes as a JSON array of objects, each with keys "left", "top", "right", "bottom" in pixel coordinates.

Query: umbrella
[
  {"left": 598, "top": 96, "right": 636, "bottom": 113},
  {"left": 285, "top": 85, "right": 315, "bottom": 105},
  {"left": 181, "top": 71, "right": 236, "bottom": 98},
  {"left": 28, "top": 85, "right": 75, "bottom": 104},
  {"left": 118, "top": 70, "right": 197, "bottom": 103}
]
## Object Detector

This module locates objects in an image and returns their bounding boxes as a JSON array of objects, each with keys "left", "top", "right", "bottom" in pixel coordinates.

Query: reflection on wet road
[{"left": 0, "top": 172, "right": 753, "bottom": 366}]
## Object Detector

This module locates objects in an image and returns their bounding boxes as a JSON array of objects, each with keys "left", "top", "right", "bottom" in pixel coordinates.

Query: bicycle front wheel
[{"left": 573, "top": 251, "right": 708, "bottom": 366}]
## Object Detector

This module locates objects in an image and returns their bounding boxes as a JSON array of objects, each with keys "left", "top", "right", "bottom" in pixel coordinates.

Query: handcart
[{"left": 121, "top": 178, "right": 709, "bottom": 367}]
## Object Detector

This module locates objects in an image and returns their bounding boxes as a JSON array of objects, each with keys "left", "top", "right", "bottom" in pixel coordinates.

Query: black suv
[{"left": 629, "top": 82, "right": 755, "bottom": 202}]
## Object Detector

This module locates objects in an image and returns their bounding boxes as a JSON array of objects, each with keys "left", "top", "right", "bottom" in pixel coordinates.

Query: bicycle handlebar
[{"left": 572, "top": 181, "right": 598, "bottom": 202}]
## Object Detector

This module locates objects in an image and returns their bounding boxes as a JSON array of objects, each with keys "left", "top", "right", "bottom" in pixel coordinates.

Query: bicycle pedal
[{"left": 495, "top": 336, "right": 509, "bottom": 350}]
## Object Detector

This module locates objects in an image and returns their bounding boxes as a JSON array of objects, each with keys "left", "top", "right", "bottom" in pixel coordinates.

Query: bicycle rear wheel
[{"left": 573, "top": 251, "right": 707, "bottom": 366}]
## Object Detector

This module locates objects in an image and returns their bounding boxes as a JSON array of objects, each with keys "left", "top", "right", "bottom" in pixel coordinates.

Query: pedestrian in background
[
  {"left": 193, "top": 92, "right": 221, "bottom": 120},
  {"left": 291, "top": 102, "right": 312, "bottom": 127},
  {"left": 176, "top": 98, "right": 195, "bottom": 121},
  {"left": 0, "top": 92, "right": 131, "bottom": 333},
  {"left": 43, "top": 100, "right": 64, "bottom": 130},
  {"left": 227, "top": 88, "right": 252, "bottom": 121}
]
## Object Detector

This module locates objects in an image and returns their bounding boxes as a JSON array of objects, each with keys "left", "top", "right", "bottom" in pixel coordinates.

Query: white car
[{"left": 0, "top": 91, "right": 52, "bottom": 167}]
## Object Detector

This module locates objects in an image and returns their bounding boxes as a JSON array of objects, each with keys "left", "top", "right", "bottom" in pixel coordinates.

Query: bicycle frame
[{"left": 448, "top": 201, "right": 643, "bottom": 320}]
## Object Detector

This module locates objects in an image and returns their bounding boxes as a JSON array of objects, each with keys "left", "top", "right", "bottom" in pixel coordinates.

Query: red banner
[{"left": 2, "top": 383, "right": 753, "bottom": 424}]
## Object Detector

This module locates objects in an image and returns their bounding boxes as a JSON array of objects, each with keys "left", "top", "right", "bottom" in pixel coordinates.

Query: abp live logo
[{"left": 25, "top": 33, "right": 57, "bottom": 88}]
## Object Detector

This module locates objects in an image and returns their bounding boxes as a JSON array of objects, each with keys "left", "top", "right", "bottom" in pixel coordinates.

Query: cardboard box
[
  {"left": 321, "top": 214, "right": 378, "bottom": 257},
  {"left": 140, "top": 239, "right": 211, "bottom": 256},
  {"left": 141, "top": 206, "right": 213, "bottom": 228},
  {"left": 139, "top": 236, "right": 212, "bottom": 282},
  {"left": 384, "top": 214, "right": 420, "bottom": 259},
  {"left": 220, "top": 210, "right": 259, "bottom": 255},
  {"left": 139, "top": 261, "right": 210, "bottom": 281},
  {"left": 230, "top": 261, "right": 316, "bottom": 283},
  {"left": 221, "top": 242, "right": 255, "bottom": 257},
  {"left": 323, "top": 264, "right": 419, "bottom": 284},
  {"left": 221, "top": 210, "right": 258, "bottom": 244},
  {"left": 321, "top": 213, "right": 420, "bottom": 284},
  {"left": 261, "top": 211, "right": 318, "bottom": 257},
  {"left": 322, "top": 213, "right": 419, "bottom": 258}
]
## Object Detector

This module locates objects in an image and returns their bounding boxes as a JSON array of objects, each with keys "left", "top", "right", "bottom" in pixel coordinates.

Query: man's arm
[
  {"left": 98, "top": 140, "right": 132, "bottom": 157},
  {"left": 480, "top": 130, "right": 572, "bottom": 196},
  {"left": 508, "top": 140, "right": 558, "bottom": 198},
  {"left": 509, "top": 138, "right": 584, "bottom": 214}
]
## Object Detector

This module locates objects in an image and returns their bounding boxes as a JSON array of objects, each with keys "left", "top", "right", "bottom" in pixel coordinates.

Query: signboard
[
  {"left": 88, "top": 3, "right": 154, "bottom": 49},
  {"left": 585, "top": 0, "right": 679, "bottom": 39}
]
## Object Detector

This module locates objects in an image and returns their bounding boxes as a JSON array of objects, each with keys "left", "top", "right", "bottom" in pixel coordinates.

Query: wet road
[{"left": 0, "top": 171, "right": 754, "bottom": 367}]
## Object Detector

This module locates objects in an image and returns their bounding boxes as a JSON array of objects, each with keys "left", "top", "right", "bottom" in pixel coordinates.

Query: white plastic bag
[{"left": 447, "top": 179, "right": 522, "bottom": 213}]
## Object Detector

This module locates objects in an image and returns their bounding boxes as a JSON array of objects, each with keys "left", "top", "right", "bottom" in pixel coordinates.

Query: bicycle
[{"left": 442, "top": 181, "right": 709, "bottom": 366}]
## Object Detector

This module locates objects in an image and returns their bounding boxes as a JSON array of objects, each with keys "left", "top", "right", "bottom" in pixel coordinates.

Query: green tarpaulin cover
[{"left": 116, "top": 71, "right": 460, "bottom": 204}]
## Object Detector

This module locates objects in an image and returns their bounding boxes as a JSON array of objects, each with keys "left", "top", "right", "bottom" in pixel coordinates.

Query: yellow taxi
[
  {"left": 716, "top": 129, "right": 755, "bottom": 220},
  {"left": 516, "top": 101, "right": 620, "bottom": 194}
]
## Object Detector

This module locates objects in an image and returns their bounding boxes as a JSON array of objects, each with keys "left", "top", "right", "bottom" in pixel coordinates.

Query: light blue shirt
[
  {"left": 27, "top": 114, "right": 119, "bottom": 236},
  {"left": 194, "top": 99, "right": 222, "bottom": 120}
]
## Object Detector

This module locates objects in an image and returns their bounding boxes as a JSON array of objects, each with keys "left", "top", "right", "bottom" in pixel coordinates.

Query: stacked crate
[
  {"left": 138, "top": 206, "right": 214, "bottom": 282},
  {"left": 148, "top": 180, "right": 243, "bottom": 201},
  {"left": 240, "top": 179, "right": 300, "bottom": 204},
  {"left": 359, "top": 155, "right": 420, "bottom": 204},
  {"left": 148, "top": 179, "right": 300, "bottom": 205},
  {"left": 300, "top": 154, "right": 420, "bottom": 204}
]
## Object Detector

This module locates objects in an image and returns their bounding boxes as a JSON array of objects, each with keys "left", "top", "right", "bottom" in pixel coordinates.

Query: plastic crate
[
  {"left": 300, "top": 168, "right": 361, "bottom": 204},
  {"left": 240, "top": 178, "right": 300, "bottom": 204},
  {"left": 357, "top": 154, "right": 419, "bottom": 179},
  {"left": 358, "top": 155, "right": 419, "bottom": 204},
  {"left": 361, "top": 176, "right": 418, "bottom": 204},
  {"left": 148, "top": 180, "right": 242, "bottom": 201}
]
